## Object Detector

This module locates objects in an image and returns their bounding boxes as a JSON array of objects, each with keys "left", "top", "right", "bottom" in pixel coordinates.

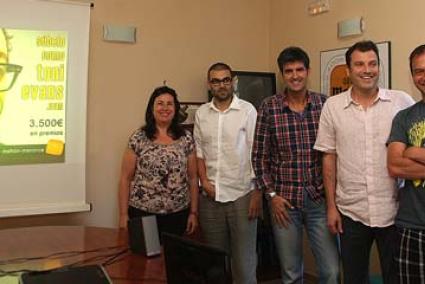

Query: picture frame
[
  {"left": 233, "top": 71, "right": 277, "bottom": 110},
  {"left": 178, "top": 102, "right": 203, "bottom": 130},
  {"left": 320, "top": 41, "right": 391, "bottom": 96}
]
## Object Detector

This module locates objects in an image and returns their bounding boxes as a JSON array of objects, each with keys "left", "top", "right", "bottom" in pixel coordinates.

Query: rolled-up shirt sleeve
[{"left": 314, "top": 101, "right": 336, "bottom": 153}]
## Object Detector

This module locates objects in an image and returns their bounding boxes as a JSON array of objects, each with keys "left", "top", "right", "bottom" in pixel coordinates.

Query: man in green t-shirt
[{"left": 387, "top": 44, "right": 425, "bottom": 283}]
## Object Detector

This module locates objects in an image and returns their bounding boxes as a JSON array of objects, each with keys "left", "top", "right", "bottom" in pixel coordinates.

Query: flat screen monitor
[
  {"left": 234, "top": 71, "right": 277, "bottom": 110},
  {"left": 20, "top": 265, "right": 112, "bottom": 284},
  {"left": 162, "top": 233, "right": 231, "bottom": 284}
]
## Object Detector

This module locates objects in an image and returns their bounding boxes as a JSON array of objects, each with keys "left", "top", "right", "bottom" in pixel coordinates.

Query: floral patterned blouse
[{"left": 128, "top": 128, "right": 194, "bottom": 214}]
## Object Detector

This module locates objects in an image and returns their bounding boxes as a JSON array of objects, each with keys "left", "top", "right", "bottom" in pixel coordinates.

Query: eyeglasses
[
  {"left": 0, "top": 63, "right": 23, "bottom": 92},
  {"left": 209, "top": 76, "right": 232, "bottom": 86}
]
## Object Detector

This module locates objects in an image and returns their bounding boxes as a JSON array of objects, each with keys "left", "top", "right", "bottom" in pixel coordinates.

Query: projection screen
[{"left": 0, "top": 0, "right": 90, "bottom": 217}]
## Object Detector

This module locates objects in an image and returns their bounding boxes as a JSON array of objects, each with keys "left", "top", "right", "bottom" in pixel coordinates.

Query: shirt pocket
[{"left": 272, "top": 124, "right": 297, "bottom": 162}]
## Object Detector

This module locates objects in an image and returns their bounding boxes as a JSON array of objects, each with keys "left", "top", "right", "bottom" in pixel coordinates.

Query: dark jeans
[
  {"left": 340, "top": 214, "right": 398, "bottom": 284},
  {"left": 128, "top": 206, "right": 189, "bottom": 240}
]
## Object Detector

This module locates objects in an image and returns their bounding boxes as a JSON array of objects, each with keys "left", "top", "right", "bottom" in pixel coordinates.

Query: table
[{"left": 0, "top": 226, "right": 166, "bottom": 284}]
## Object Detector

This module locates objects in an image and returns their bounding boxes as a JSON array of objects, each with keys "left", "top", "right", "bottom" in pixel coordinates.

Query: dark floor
[
  {"left": 258, "top": 269, "right": 318, "bottom": 284},
  {"left": 260, "top": 274, "right": 318, "bottom": 284}
]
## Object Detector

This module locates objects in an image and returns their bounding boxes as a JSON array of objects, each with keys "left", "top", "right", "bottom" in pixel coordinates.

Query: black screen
[
  {"left": 162, "top": 233, "right": 231, "bottom": 284},
  {"left": 20, "top": 265, "right": 111, "bottom": 284},
  {"left": 234, "top": 71, "right": 277, "bottom": 110}
]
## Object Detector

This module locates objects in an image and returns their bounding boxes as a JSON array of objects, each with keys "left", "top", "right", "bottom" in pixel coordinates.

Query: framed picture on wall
[
  {"left": 320, "top": 41, "right": 391, "bottom": 96},
  {"left": 178, "top": 102, "right": 203, "bottom": 131},
  {"left": 233, "top": 71, "right": 277, "bottom": 110}
]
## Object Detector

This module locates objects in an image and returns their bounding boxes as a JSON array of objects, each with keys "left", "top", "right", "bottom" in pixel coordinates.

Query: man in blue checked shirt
[{"left": 252, "top": 47, "right": 339, "bottom": 284}]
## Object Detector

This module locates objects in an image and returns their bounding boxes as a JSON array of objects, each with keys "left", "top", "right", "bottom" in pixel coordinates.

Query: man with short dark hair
[
  {"left": 387, "top": 44, "right": 425, "bottom": 283},
  {"left": 314, "top": 40, "right": 415, "bottom": 284},
  {"left": 252, "top": 47, "right": 339, "bottom": 284},
  {"left": 194, "top": 62, "right": 261, "bottom": 284}
]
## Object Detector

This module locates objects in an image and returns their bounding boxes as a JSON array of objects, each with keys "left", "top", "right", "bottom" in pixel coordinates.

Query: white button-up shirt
[
  {"left": 314, "top": 88, "right": 415, "bottom": 227},
  {"left": 194, "top": 95, "right": 257, "bottom": 202}
]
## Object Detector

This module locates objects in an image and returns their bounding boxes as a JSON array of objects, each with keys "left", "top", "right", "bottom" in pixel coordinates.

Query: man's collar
[
  {"left": 377, "top": 88, "right": 392, "bottom": 101},
  {"left": 281, "top": 89, "right": 313, "bottom": 108},
  {"left": 343, "top": 87, "right": 390, "bottom": 108},
  {"left": 209, "top": 94, "right": 241, "bottom": 112},
  {"left": 343, "top": 87, "right": 355, "bottom": 108}
]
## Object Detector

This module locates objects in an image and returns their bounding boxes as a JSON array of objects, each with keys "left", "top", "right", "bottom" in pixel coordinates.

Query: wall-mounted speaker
[{"left": 103, "top": 24, "right": 136, "bottom": 43}]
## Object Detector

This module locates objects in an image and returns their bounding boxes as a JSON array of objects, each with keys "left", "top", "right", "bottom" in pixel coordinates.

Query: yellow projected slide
[{"left": 0, "top": 28, "right": 67, "bottom": 165}]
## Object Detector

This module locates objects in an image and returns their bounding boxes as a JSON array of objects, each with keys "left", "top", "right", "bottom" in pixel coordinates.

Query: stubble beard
[{"left": 213, "top": 87, "right": 233, "bottom": 102}]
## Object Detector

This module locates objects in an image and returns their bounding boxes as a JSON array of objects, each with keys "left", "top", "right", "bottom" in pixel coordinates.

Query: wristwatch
[{"left": 265, "top": 191, "right": 277, "bottom": 201}]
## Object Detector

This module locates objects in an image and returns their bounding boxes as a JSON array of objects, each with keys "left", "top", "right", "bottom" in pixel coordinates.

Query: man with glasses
[
  {"left": 0, "top": 28, "right": 22, "bottom": 115},
  {"left": 194, "top": 62, "right": 262, "bottom": 284}
]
